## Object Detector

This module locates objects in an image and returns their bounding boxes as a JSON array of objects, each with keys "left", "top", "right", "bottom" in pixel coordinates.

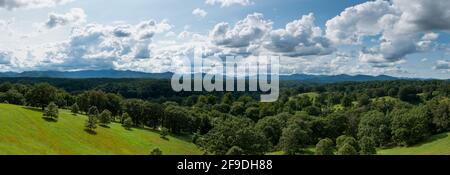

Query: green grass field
[
  {"left": 0, "top": 103, "right": 202, "bottom": 155},
  {"left": 379, "top": 132, "right": 450, "bottom": 155},
  {"left": 299, "top": 92, "right": 320, "bottom": 99}
]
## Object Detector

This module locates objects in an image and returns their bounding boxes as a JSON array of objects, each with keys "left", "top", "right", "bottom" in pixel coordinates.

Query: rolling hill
[{"left": 0, "top": 103, "right": 202, "bottom": 155}]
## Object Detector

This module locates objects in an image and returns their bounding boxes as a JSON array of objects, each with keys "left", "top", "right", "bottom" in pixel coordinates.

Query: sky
[{"left": 0, "top": 0, "right": 449, "bottom": 79}]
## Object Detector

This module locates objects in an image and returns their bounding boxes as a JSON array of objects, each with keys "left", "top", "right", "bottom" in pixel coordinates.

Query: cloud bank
[
  {"left": 326, "top": 0, "right": 449, "bottom": 63},
  {"left": 0, "top": 0, "right": 72, "bottom": 10}
]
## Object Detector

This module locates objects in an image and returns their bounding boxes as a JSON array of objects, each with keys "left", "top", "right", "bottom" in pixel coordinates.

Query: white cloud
[
  {"left": 36, "top": 19, "right": 173, "bottom": 71},
  {"left": 192, "top": 8, "right": 207, "bottom": 18},
  {"left": 44, "top": 8, "right": 86, "bottom": 29},
  {"left": 0, "top": 18, "right": 14, "bottom": 36},
  {"left": 264, "top": 13, "right": 333, "bottom": 57},
  {"left": 326, "top": 0, "right": 449, "bottom": 64},
  {"left": 325, "top": 0, "right": 397, "bottom": 44},
  {"left": 0, "top": 0, "right": 72, "bottom": 10},
  {"left": 136, "top": 19, "right": 172, "bottom": 38},
  {"left": 434, "top": 60, "right": 450, "bottom": 70},
  {"left": 209, "top": 13, "right": 271, "bottom": 48},
  {"left": 207, "top": 13, "right": 334, "bottom": 59},
  {"left": 205, "top": 0, "right": 253, "bottom": 7}
]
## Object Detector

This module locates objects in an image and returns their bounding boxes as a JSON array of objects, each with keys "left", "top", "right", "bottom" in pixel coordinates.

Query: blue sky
[{"left": 0, "top": 0, "right": 449, "bottom": 79}]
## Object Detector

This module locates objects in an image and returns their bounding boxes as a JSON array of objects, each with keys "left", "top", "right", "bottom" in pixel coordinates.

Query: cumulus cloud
[
  {"left": 434, "top": 60, "right": 450, "bottom": 70},
  {"left": 325, "top": 0, "right": 397, "bottom": 44},
  {"left": 393, "top": 0, "right": 450, "bottom": 32},
  {"left": 209, "top": 13, "right": 271, "bottom": 48},
  {"left": 0, "top": 0, "right": 72, "bottom": 10},
  {"left": 44, "top": 8, "right": 86, "bottom": 29},
  {"left": 326, "top": 0, "right": 449, "bottom": 64},
  {"left": 205, "top": 0, "right": 253, "bottom": 7},
  {"left": 192, "top": 8, "right": 207, "bottom": 18},
  {"left": 264, "top": 13, "right": 333, "bottom": 57},
  {"left": 38, "top": 19, "right": 173, "bottom": 70},
  {"left": 206, "top": 13, "right": 335, "bottom": 58}
]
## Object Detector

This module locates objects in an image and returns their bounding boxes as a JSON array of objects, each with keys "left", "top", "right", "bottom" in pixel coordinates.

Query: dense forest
[{"left": 0, "top": 78, "right": 449, "bottom": 155}]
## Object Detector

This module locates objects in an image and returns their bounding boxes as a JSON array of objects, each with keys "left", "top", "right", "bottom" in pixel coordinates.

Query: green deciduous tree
[
  {"left": 278, "top": 119, "right": 311, "bottom": 155},
  {"left": 426, "top": 97, "right": 450, "bottom": 133},
  {"left": 85, "top": 106, "right": 99, "bottom": 131},
  {"left": 99, "top": 109, "right": 112, "bottom": 126},
  {"left": 255, "top": 114, "right": 287, "bottom": 147},
  {"left": 122, "top": 113, "right": 133, "bottom": 130},
  {"left": 3, "top": 89, "right": 25, "bottom": 105},
  {"left": 71, "top": 103, "right": 80, "bottom": 114},
  {"left": 150, "top": 148, "right": 163, "bottom": 155},
  {"left": 26, "top": 83, "right": 57, "bottom": 110},
  {"left": 359, "top": 136, "right": 377, "bottom": 155},
  {"left": 337, "top": 143, "right": 358, "bottom": 155},
  {"left": 163, "top": 105, "right": 192, "bottom": 134},
  {"left": 336, "top": 135, "right": 359, "bottom": 152},
  {"left": 391, "top": 106, "right": 430, "bottom": 146},
  {"left": 315, "top": 138, "right": 334, "bottom": 155},
  {"left": 198, "top": 117, "right": 269, "bottom": 155},
  {"left": 358, "top": 94, "right": 370, "bottom": 106},
  {"left": 43, "top": 102, "right": 59, "bottom": 121},
  {"left": 358, "top": 110, "right": 391, "bottom": 146},
  {"left": 245, "top": 107, "right": 260, "bottom": 121},
  {"left": 341, "top": 94, "right": 353, "bottom": 107}
]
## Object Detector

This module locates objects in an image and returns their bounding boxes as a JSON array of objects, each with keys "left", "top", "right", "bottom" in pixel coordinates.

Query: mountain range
[{"left": 0, "top": 69, "right": 405, "bottom": 82}]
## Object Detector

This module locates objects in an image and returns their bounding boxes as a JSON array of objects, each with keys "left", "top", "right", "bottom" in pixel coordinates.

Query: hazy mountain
[
  {"left": 0, "top": 69, "right": 402, "bottom": 82},
  {"left": 0, "top": 70, "right": 173, "bottom": 79},
  {"left": 280, "top": 74, "right": 399, "bottom": 82}
]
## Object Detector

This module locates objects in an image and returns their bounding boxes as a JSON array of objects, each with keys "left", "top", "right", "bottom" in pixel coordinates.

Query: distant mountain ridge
[
  {"left": 0, "top": 70, "right": 174, "bottom": 79},
  {"left": 0, "top": 69, "right": 403, "bottom": 82}
]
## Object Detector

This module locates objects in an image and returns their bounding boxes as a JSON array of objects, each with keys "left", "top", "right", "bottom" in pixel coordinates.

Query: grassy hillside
[
  {"left": 379, "top": 132, "right": 450, "bottom": 155},
  {"left": 0, "top": 104, "right": 202, "bottom": 155}
]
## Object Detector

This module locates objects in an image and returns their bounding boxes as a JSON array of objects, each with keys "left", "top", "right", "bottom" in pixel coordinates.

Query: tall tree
[
  {"left": 163, "top": 105, "right": 192, "bottom": 134},
  {"left": 359, "top": 136, "right": 377, "bottom": 155},
  {"left": 278, "top": 119, "right": 311, "bottom": 155},
  {"left": 315, "top": 138, "right": 335, "bottom": 155},
  {"left": 71, "top": 103, "right": 80, "bottom": 114},
  {"left": 85, "top": 106, "right": 99, "bottom": 132},
  {"left": 198, "top": 117, "right": 269, "bottom": 155},
  {"left": 43, "top": 102, "right": 59, "bottom": 121},
  {"left": 357, "top": 110, "right": 391, "bottom": 146},
  {"left": 99, "top": 109, "right": 112, "bottom": 126},
  {"left": 391, "top": 107, "right": 430, "bottom": 146},
  {"left": 26, "top": 83, "right": 57, "bottom": 110}
]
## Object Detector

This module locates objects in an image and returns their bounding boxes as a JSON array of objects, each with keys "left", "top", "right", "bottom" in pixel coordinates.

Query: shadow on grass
[
  {"left": 22, "top": 106, "right": 43, "bottom": 113},
  {"left": 84, "top": 129, "right": 97, "bottom": 135},
  {"left": 410, "top": 132, "right": 448, "bottom": 148},
  {"left": 160, "top": 136, "right": 170, "bottom": 141},
  {"left": 100, "top": 125, "right": 110, "bottom": 128},
  {"left": 382, "top": 132, "right": 449, "bottom": 150},
  {"left": 42, "top": 117, "right": 57, "bottom": 122},
  {"left": 139, "top": 127, "right": 192, "bottom": 142}
]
